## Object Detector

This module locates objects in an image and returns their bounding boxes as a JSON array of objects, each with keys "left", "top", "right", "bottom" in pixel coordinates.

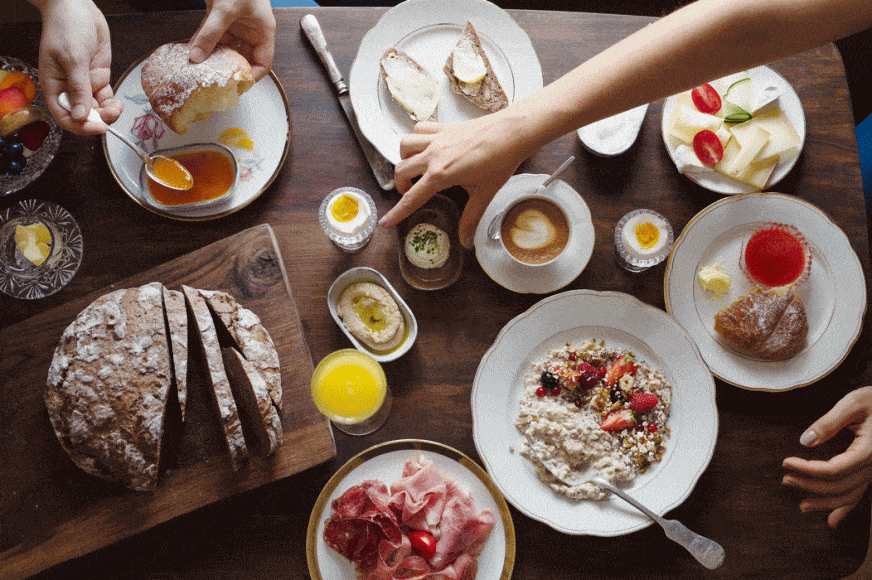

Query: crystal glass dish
[
  {"left": 319, "top": 187, "right": 378, "bottom": 252},
  {"left": 0, "top": 199, "right": 83, "bottom": 299},
  {"left": 614, "top": 209, "right": 674, "bottom": 272}
]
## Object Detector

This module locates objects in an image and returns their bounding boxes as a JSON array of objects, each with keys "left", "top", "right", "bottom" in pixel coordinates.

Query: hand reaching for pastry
[
  {"left": 188, "top": 0, "right": 276, "bottom": 83},
  {"left": 782, "top": 386, "right": 872, "bottom": 527},
  {"left": 29, "top": 0, "right": 123, "bottom": 135}
]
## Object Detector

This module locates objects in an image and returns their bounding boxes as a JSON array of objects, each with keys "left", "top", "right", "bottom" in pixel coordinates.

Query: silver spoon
[
  {"left": 536, "top": 457, "right": 725, "bottom": 570},
  {"left": 57, "top": 92, "right": 193, "bottom": 190},
  {"left": 486, "top": 155, "right": 575, "bottom": 241}
]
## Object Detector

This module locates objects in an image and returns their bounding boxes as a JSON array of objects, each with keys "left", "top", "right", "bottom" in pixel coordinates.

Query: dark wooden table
[{"left": 2, "top": 7, "right": 870, "bottom": 579}]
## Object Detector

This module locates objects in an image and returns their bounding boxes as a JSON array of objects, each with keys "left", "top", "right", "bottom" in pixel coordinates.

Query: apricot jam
[
  {"left": 151, "top": 156, "right": 193, "bottom": 190},
  {"left": 147, "top": 149, "right": 234, "bottom": 206},
  {"left": 743, "top": 224, "right": 808, "bottom": 287}
]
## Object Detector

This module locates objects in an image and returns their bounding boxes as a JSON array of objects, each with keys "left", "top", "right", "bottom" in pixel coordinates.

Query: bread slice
[
  {"left": 713, "top": 285, "right": 808, "bottom": 360},
  {"left": 200, "top": 289, "right": 283, "bottom": 411},
  {"left": 221, "top": 347, "right": 282, "bottom": 456},
  {"left": 45, "top": 282, "right": 172, "bottom": 491},
  {"left": 182, "top": 285, "right": 248, "bottom": 470},
  {"left": 444, "top": 21, "right": 508, "bottom": 113},
  {"left": 380, "top": 47, "right": 440, "bottom": 122},
  {"left": 162, "top": 286, "right": 189, "bottom": 421}
]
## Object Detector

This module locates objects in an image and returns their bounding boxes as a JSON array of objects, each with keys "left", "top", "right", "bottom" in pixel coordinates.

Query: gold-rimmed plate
[
  {"left": 105, "top": 48, "right": 290, "bottom": 220},
  {"left": 307, "top": 439, "right": 515, "bottom": 580}
]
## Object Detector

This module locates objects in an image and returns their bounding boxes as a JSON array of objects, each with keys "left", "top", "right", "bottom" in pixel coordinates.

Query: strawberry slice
[
  {"left": 630, "top": 392, "right": 659, "bottom": 414},
  {"left": 604, "top": 354, "right": 638, "bottom": 387},
  {"left": 18, "top": 120, "right": 50, "bottom": 151},
  {"left": 600, "top": 409, "right": 636, "bottom": 432}
]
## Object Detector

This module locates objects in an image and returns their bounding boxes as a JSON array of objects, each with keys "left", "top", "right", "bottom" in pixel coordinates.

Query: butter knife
[{"left": 301, "top": 14, "right": 395, "bottom": 191}]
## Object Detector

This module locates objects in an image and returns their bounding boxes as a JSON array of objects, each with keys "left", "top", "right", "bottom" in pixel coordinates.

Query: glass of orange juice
[{"left": 311, "top": 349, "right": 392, "bottom": 435}]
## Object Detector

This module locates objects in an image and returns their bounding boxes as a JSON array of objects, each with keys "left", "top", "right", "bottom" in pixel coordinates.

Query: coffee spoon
[
  {"left": 57, "top": 92, "right": 193, "bottom": 190},
  {"left": 536, "top": 457, "right": 725, "bottom": 570},
  {"left": 486, "top": 155, "right": 575, "bottom": 242}
]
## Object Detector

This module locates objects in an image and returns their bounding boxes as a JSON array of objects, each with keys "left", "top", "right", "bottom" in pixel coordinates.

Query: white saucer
[{"left": 474, "top": 174, "right": 594, "bottom": 294}]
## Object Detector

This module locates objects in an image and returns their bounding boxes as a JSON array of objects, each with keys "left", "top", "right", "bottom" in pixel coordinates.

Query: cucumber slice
[
  {"left": 713, "top": 71, "right": 750, "bottom": 96},
  {"left": 724, "top": 77, "right": 754, "bottom": 112},
  {"left": 724, "top": 112, "right": 753, "bottom": 123},
  {"left": 717, "top": 99, "right": 752, "bottom": 123}
]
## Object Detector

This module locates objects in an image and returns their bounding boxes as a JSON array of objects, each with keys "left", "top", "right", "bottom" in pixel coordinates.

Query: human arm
[
  {"left": 188, "top": 0, "right": 276, "bottom": 83},
  {"left": 782, "top": 387, "right": 872, "bottom": 528},
  {"left": 27, "top": 0, "right": 122, "bottom": 135},
  {"left": 381, "top": 0, "right": 872, "bottom": 247}
]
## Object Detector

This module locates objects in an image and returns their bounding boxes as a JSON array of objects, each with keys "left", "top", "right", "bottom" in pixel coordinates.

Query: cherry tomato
[
  {"left": 692, "top": 130, "right": 724, "bottom": 165},
  {"left": 408, "top": 530, "right": 437, "bottom": 560},
  {"left": 691, "top": 83, "right": 721, "bottom": 115}
]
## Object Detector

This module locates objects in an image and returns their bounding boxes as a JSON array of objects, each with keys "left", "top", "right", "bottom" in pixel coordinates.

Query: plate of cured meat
[{"left": 306, "top": 439, "right": 515, "bottom": 580}]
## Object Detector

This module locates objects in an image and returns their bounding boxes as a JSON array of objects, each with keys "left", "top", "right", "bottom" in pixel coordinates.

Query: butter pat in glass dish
[
  {"left": 327, "top": 267, "right": 417, "bottom": 363},
  {"left": 396, "top": 193, "right": 464, "bottom": 290},
  {"left": 320, "top": 187, "right": 378, "bottom": 252},
  {"left": 0, "top": 199, "right": 82, "bottom": 299},
  {"left": 614, "top": 209, "right": 674, "bottom": 272}
]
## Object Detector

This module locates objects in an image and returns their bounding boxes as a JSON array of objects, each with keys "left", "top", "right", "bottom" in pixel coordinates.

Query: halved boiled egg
[{"left": 620, "top": 212, "right": 669, "bottom": 261}]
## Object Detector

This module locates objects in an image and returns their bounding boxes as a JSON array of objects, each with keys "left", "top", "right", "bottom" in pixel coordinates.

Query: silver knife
[{"left": 301, "top": 14, "right": 395, "bottom": 191}]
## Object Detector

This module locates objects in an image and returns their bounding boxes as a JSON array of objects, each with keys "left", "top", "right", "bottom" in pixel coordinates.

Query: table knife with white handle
[{"left": 301, "top": 14, "right": 395, "bottom": 191}]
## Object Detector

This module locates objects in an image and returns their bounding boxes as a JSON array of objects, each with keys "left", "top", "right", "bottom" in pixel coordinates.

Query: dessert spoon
[
  {"left": 57, "top": 92, "right": 193, "bottom": 190},
  {"left": 486, "top": 155, "right": 575, "bottom": 242},
  {"left": 537, "top": 458, "right": 725, "bottom": 570}
]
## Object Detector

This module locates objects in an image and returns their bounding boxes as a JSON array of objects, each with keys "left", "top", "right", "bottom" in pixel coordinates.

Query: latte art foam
[
  {"left": 501, "top": 197, "right": 570, "bottom": 265},
  {"left": 510, "top": 209, "right": 557, "bottom": 250}
]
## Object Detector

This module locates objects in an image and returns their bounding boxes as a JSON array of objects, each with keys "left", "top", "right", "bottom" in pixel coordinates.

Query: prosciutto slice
[{"left": 323, "top": 455, "right": 495, "bottom": 580}]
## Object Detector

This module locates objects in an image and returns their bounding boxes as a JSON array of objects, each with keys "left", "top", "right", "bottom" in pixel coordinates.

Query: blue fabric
[{"left": 858, "top": 114, "right": 872, "bottom": 214}]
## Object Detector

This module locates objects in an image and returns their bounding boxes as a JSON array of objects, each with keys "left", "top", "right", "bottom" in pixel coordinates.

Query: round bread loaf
[{"left": 141, "top": 42, "right": 255, "bottom": 135}]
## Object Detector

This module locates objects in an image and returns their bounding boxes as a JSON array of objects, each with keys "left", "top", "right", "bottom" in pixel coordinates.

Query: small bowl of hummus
[
  {"left": 396, "top": 193, "right": 464, "bottom": 290},
  {"left": 327, "top": 267, "right": 418, "bottom": 362}
]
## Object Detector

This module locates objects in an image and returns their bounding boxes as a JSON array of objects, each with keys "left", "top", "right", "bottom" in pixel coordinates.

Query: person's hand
[
  {"left": 33, "top": 0, "right": 122, "bottom": 135},
  {"left": 188, "top": 0, "right": 276, "bottom": 83},
  {"left": 782, "top": 386, "right": 872, "bottom": 527},
  {"left": 379, "top": 111, "right": 532, "bottom": 248}
]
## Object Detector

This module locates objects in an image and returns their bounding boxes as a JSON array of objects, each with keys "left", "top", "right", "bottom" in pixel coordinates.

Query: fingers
[
  {"left": 783, "top": 465, "right": 871, "bottom": 495},
  {"left": 378, "top": 175, "right": 436, "bottom": 228},
  {"left": 189, "top": 7, "right": 230, "bottom": 64},
  {"left": 399, "top": 132, "right": 433, "bottom": 160},
  {"left": 394, "top": 154, "right": 430, "bottom": 193},
  {"left": 799, "top": 386, "right": 872, "bottom": 447},
  {"left": 827, "top": 505, "right": 857, "bottom": 528},
  {"left": 93, "top": 84, "right": 123, "bottom": 125},
  {"left": 457, "top": 188, "right": 494, "bottom": 249}
]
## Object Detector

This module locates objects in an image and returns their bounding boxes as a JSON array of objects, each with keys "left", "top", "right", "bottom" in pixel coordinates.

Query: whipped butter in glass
[{"left": 404, "top": 222, "right": 449, "bottom": 269}]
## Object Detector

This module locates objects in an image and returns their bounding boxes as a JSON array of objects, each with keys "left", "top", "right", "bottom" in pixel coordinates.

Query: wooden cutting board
[{"left": 0, "top": 224, "right": 336, "bottom": 580}]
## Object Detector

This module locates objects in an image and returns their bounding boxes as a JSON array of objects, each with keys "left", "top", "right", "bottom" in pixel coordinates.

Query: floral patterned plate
[{"left": 104, "top": 51, "right": 290, "bottom": 220}]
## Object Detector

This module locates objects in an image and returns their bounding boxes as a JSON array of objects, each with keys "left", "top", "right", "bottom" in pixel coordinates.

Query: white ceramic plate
[
  {"left": 105, "top": 53, "right": 290, "bottom": 220},
  {"left": 472, "top": 290, "right": 718, "bottom": 536},
  {"left": 327, "top": 266, "right": 418, "bottom": 362},
  {"left": 349, "top": 0, "right": 542, "bottom": 165},
  {"left": 474, "top": 174, "right": 595, "bottom": 294},
  {"left": 306, "top": 439, "right": 515, "bottom": 580},
  {"left": 665, "top": 193, "right": 865, "bottom": 391},
  {"left": 661, "top": 66, "right": 806, "bottom": 194}
]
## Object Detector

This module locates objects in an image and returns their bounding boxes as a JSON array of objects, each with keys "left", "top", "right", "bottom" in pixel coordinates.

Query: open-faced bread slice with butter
[
  {"left": 444, "top": 21, "right": 508, "bottom": 113},
  {"left": 380, "top": 47, "right": 440, "bottom": 122}
]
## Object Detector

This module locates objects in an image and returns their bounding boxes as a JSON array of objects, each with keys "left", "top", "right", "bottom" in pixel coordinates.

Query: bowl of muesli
[
  {"left": 515, "top": 339, "right": 672, "bottom": 501},
  {"left": 471, "top": 289, "right": 717, "bottom": 536}
]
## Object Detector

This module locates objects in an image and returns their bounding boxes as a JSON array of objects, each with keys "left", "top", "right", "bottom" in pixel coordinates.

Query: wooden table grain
[{"left": 1, "top": 7, "right": 870, "bottom": 579}]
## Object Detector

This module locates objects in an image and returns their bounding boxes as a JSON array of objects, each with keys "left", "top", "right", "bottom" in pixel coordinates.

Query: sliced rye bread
[
  {"left": 199, "top": 289, "right": 283, "bottom": 411},
  {"left": 44, "top": 282, "right": 172, "bottom": 491},
  {"left": 161, "top": 286, "right": 189, "bottom": 421},
  {"left": 221, "top": 347, "right": 282, "bottom": 456},
  {"left": 182, "top": 285, "right": 248, "bottom": 471},
  {"left": 444, "top": 21, "right": 508, "bottom": 113},
  {"left": 380, "top": 47, "right": 440, "bottom": 122}
]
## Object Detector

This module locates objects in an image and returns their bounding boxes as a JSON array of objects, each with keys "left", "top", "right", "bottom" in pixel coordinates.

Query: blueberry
[
  {"left": 16, "top": 155, "right": 26, "bottom": 169},
  {"left": 5, "top": 142, "right": 23, "bottom": 157},
  {"left": 609, "top": 387, "right": 627, "bottom": 403},
  {"left": 7, "top": 160, "right": 22, "bottom": 175},
  {"left": 0, "top": 137, "right": 6, "bottom": 150},
  {"left": 540, "top": 371, "right": 559, "bottom": 389}
]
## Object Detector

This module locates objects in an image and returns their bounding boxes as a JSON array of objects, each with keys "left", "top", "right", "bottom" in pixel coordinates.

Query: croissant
[{"left": 713, "top": 285, "right": 808, "bottom": 360}]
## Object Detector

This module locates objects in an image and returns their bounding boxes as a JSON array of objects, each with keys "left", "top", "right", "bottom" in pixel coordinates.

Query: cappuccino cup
[{"left": 499, "top": 195, "right": 571, "bottom": 266}]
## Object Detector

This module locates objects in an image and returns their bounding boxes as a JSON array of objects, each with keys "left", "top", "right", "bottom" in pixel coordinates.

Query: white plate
[
  {"left": 474, "top": 174, "right": 594, "bottom": 294},
  {"left": 665, "top": 193, "right": 865, "bottom": 391},
  {"left": 472, "top": 290, "right": 718, "bottom": 536},
  {"left": 327, "top": 266, "right": 418, "bottom": 362},
  {"left": 349, "top": 0, "right": 543, "bottom": 165},
  {"left": 105, "top": 54, "right": 290, "bottom": 221},
  {"left": 306, "top": 439, "right": 515, "bottom": 580},
  {"left": 661, "top": 66, "right": 806, "bottom": 194}
]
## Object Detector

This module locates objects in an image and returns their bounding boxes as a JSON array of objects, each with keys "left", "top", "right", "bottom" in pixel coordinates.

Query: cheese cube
[
  {"left": 744, "top": 109, "right": 801, "bottom": 160},
  {"left": 669, "top": 102, "right": 724, "bottom": 144},
  {"left": 722, "top": 125, "right": 770, "bottom": 176},
  {"left": 737, "top": 154, "right": 779, "bottom": 190}
]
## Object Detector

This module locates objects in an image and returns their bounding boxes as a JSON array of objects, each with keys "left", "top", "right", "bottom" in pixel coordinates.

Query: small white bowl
[{"left": 327, "top": 267, "right": 418, "bottom": 362}]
